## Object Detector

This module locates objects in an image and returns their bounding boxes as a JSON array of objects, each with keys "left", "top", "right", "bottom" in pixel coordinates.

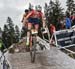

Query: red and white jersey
[{"left": 28, "top": 10, "right": 43, "bottom": 18}]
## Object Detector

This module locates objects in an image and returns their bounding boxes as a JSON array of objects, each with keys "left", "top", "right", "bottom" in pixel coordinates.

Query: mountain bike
[
  {"left": 30, "top": 29, "right": 38, "bottom": 63},
  {"left": 29, "top": 28, "right": 47, "bottom": 63}
]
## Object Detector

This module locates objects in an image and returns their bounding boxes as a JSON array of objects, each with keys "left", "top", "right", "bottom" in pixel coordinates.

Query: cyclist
[
  {"left": 21, "top": 9, "right": 29, "bottom": 37},
  {"left": 25, "top": 5, "right": 46, "bottom": 48},
  {"left": 21, "top": 9, "right": 29, "bottom": 27}
]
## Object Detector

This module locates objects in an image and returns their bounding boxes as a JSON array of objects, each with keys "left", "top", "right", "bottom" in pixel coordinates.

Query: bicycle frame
[{"left": 30, "top": 28, "right": 38, "bottom": 63}]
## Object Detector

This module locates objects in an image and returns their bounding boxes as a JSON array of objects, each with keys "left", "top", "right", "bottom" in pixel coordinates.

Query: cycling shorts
[{"left": 28, "top": 18, "right": 40, "bottom": 24}]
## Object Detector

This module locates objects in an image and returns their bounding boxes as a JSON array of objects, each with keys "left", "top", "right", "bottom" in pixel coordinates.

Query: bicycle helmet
[
  {"left": 29, "top": 3, "right": 34, "bottom": 11},
  {"left": 35, "top": 5, "right": 42, "bottom": 11},
  {"left": 24, "top": 9, "right": 29, "bottom": 13}
]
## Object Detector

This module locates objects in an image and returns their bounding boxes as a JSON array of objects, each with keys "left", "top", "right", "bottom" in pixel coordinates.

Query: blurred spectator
[
  {"left": 50, "top": 24, "right": 56, "bottom": 37},
  {"left": 60, "top": 18, "right": 66, "bottom": 30},
  {"left": 71, "top": 13, "right": 75, "bottom": 26},
  {"left": 65, "top": 15, "right": 71, "bottom": 29}
]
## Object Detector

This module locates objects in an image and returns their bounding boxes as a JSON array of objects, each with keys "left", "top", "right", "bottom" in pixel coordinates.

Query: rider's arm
[
  {"left": 21, "top": 14, "right": 25, "bottom": 23},
  {"left": 21, "top": 14, "right": 28, "bottom": 26},
  {"left": 25, "top": 11, "right": 33, "bottom": 19},
  {"left": 21, "top": 14, "right": 26, "bottom": 23}
]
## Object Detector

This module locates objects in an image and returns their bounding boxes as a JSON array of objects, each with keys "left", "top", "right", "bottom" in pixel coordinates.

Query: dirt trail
[{"left": 8, "top": 47, "right": 75, "bottom": 69}]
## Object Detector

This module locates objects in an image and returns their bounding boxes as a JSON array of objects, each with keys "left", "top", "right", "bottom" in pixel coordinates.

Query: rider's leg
[
  {"left": 34, "top": 24, "right": 39, "bottom": 32},
  {"left": 34, "top": 24, "right": 39, "bottom": 42},
  {"left": 26, "top": 23, "right": 32, "bottom": 46},
  {"left": 30, "top": 24, "right": 39, "bottom": 50}
]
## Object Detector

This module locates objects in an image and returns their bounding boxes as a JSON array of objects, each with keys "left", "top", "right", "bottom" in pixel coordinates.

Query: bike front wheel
[{"left": 30, "top": 37, "right": 36, "bottom": 63}]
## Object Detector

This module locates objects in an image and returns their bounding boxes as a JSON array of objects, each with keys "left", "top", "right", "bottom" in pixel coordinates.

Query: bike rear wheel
[{"left": 30, "top": 36, "right": 36, "bottom": 63}]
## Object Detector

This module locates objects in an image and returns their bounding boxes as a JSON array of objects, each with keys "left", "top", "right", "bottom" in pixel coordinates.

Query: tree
[
  {"left": 44, "top": 0, "right": 64, "bottom": 30},
  {"left": 14, "top": 25, "right": 20, "bottom": 42},
  {"left": 0, "top": 27, "right": 2, "bottom": 38},
  {"left": 44, "top": 3, "right": 50, "bottom": 27},
  {"left": 7, "top": 17, "right": 15, "bottom": 44},
  {"left": 73, "top": 4, "right": 75, "bottom": 13},
  {"left": 53, "top": 0, "right": 64, "bottom": 27},
  {"left": 4, "top": 17, "right": 15, "bottom": 47},
  {"left": 44, "top": 0, "right": 55, "bottom": 27},
  {"left": 7, "top": 17, "right": 14, "bottom": 31},
  {"left": 66, "top": 0, "right": 75, "bottom": 15},
  {"left": 2, "top": 24, "right": 10, "bottom": 48}
]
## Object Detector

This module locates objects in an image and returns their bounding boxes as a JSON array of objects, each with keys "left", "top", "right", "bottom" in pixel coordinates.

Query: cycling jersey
[
  {"left": 29, "top": 10, "right": 43, "bottom": 18},
  {"left": 27, "top": 10, "right": 43, "bottom": 24}
]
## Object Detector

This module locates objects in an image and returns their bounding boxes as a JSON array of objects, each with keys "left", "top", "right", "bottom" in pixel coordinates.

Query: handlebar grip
[{"left": 41, "top": 28, "right": 45, "bottom": 32}]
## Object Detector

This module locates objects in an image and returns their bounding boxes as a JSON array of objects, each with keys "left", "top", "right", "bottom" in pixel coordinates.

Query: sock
[{"left": 27, "top": 37, "right": 29, "bottom": 43}]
